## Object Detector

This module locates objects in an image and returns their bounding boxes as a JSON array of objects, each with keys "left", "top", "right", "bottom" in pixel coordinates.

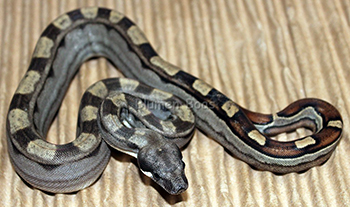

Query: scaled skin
[{"left": 137, "top": 138, "right": 188, "bottom": 195}]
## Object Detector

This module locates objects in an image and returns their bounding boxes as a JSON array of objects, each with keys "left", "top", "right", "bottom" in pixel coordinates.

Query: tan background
[{"left": 1, "top": 0, "right": 350, "bottom": 206}]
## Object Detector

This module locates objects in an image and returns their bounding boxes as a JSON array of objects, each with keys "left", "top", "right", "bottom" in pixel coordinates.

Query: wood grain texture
[{"left": 0, "top": 0, "right": 349, "bottom": 206}]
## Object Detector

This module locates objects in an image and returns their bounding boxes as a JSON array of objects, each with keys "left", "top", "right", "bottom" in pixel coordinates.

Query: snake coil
[{"left": 6, "top": 7, "right": 343, "bottom": 195}]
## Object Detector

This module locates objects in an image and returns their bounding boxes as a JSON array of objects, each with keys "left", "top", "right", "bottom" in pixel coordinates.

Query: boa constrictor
[{"left": 6, "top": 7, "right": 343, "bottom": 195}]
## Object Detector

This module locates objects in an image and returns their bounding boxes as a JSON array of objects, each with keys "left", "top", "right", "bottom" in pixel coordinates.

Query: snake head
[{"left": 137, "top": 142, "right": 188, "bottom": 195}]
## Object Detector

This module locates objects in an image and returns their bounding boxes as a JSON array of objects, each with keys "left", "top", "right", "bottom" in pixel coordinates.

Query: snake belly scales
[{"left": 6, "top": 7, "right": 343, "bottom": 195}]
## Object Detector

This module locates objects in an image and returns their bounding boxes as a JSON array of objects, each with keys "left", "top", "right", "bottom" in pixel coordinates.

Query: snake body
[{"left": 6, "top": 7, "right": 343, "bottom": 195}]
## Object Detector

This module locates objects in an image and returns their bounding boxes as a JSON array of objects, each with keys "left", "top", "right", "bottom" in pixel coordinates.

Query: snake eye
[{"left": 153, "top": 172, "right": 160, "bottom": 180}]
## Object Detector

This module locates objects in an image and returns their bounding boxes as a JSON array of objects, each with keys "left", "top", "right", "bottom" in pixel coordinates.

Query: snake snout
[{"left": 170, "top": 175, "right": 188, "bottom": 195}]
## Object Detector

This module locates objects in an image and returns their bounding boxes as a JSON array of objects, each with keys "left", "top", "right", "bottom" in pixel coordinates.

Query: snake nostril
[{"left": 173, "top": 182, "right": 188, "bottom": 195}]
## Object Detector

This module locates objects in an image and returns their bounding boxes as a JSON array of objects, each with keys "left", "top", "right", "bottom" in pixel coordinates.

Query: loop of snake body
[{"left": 6, "top": 7, "right": 343, "bottom": 195}]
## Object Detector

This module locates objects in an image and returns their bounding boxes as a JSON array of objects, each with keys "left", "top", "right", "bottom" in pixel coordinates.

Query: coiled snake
[{"left": 6, "top": 7, "right": 343, "bottom": 195}]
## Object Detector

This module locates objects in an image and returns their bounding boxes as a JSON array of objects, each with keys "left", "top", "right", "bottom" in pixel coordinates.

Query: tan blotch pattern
[
  {"left": 137, "top": 100, "right": 151, "bottom": 116},
  {"left": 176, "top": 105, "right": 195, "bottom": 123},
  {"left": 15, "top": 71, "right": 41, "bottom": 95},
  {"left": 53, "top": 14, "right": 72, "bottom": 30},
  {"left": 33, "top": 37, "right": 54, "bottom": 58},
  {"left": 87, "top": 81, "right": 108, "bottom": 99},
  {"left": 160, "top": 120, "right": 176, "bottom": 133},
  {"left": 8, "top": 109, "right": 31, "bottom": 134},
  {"left": 80, "top": 106, "right": 99, "bottom": 122},
  {"left": 120, "top": 78, "right": 139, "bottom": 91},
  {"left": 221, "top": 100, "right": 239, "bottom": 118},
  {"left": 150, "top": 56, "right": 181, "bottom": 76},
  {"left": 109, "top": 10, "right": 124, "bottom": 24},
  {"left": 295, "top": 137, "right": 316, "bottom": 149},
  {"left": 127, "top": 26, "right": 149, "bottom": 45},
  {"left": 80, "top": 7, "right": 98, "bottom": 19},
  {"left": 327, "top": 120, "right": 343, "bottom": 129},
  {"left": 27, "top": 139, "right": 56, "bottom": 160},
  {"left": 150, "top": 88, "right": 173, "bottom": 100},
  {"left": 247, "top": 130, "right": 266, "bottom": 146},
  {"left": 73, "top": 133, "right": 98, "bottom": 152},
  {"left": 192, "top": 79, "right": 213, "bottom": 96}
]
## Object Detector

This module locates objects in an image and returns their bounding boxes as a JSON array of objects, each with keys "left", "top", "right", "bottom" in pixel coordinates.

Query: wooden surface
[{"left": 0, "top": 0, "right": 349, "bottom": 206}]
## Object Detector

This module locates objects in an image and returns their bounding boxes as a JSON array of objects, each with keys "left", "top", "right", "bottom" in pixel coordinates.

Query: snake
[{"left": 6, "top": 7, "right": 343, "bottom": 195}]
